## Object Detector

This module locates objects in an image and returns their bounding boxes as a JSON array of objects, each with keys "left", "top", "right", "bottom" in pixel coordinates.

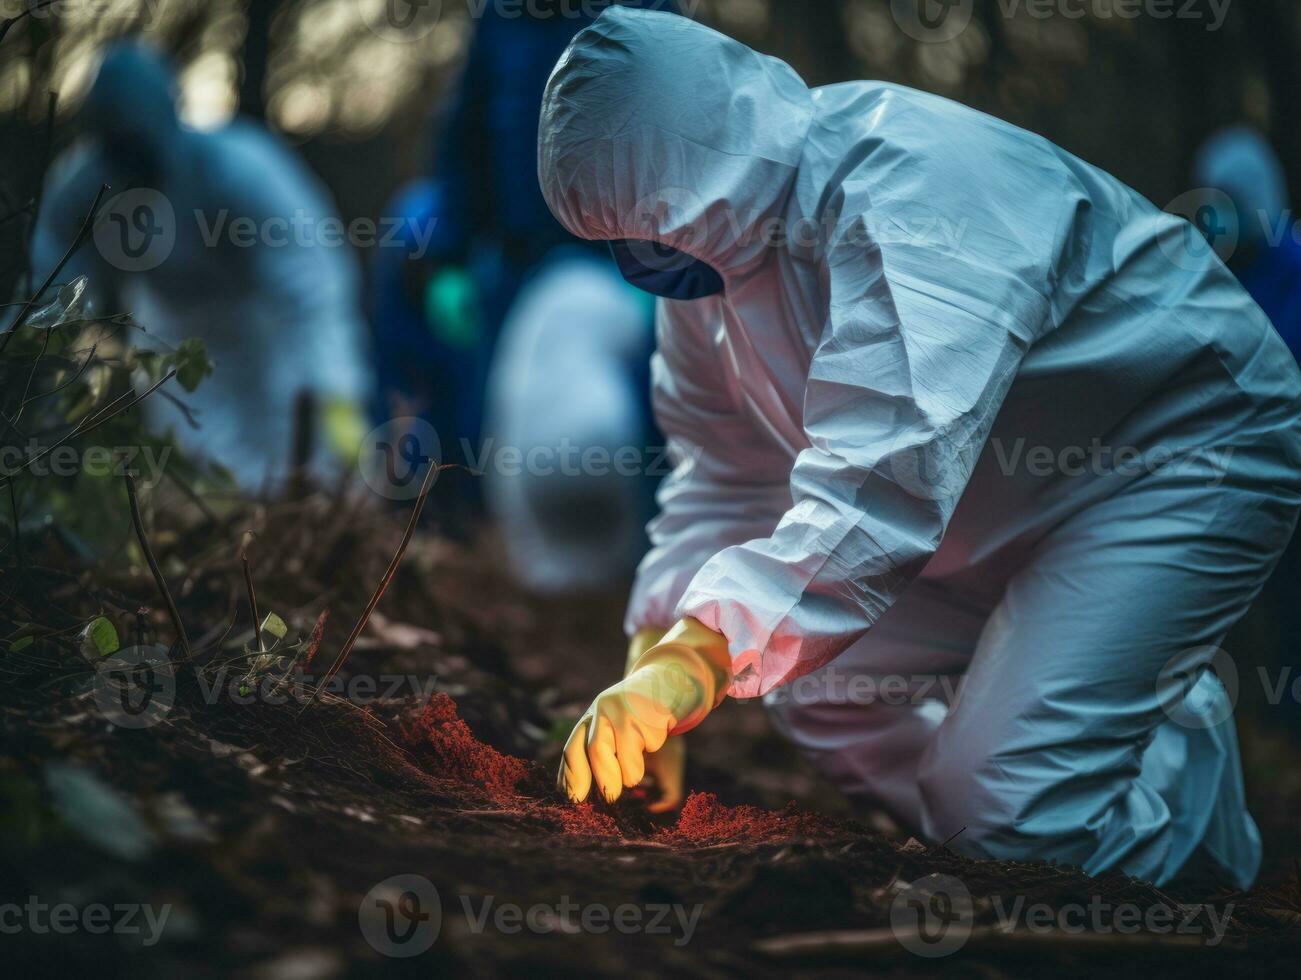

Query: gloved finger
[
  {"left": 647, "top": 782, "right": 684, "bottom": 814},
  {"left": 615, "top": 724, "right": 646, "bottom": 789},
  {"left": 559, "top": 717, "right": 593, "bottom": 804},
  {"left": 638, "top": 720, "right": 670, "bottom": 755},
  {"left": 645, "top": 741, "right": 686, "bottom": 814},
  {"left": 586, "top": 714, "right": 624, "bottom": 805}
]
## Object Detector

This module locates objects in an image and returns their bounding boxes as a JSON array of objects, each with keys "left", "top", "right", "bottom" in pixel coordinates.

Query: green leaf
[
  {"left": 259, "top": 612, "right": 288, "bottom": 641},
  {"left": 8, "top": 636, "right": 34, "bottom": 654},
  {"left": 165, "top": 338, "right": 213, "bottom": 393},
  {"left": 79, "top": 617, "right": 120, "bottom": 659}
]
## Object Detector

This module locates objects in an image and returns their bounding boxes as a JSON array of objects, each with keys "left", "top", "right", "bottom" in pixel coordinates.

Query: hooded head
[
  {"left": 1194, "top": 126, "right": 1289, "bottom": 256},
  {"left": 537, "top": 7, "right": 813, "bottom": 297},
  {"left": 81, "top": 42, "right": 181, "bottom": 184}
]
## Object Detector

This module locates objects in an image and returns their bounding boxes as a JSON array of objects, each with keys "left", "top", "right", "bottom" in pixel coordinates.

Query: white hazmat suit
[
  {"left": 538, "top": 8, "right": 1301, "bottom": 886},
  {"left": 32, "top": 45, "right": 370, "bottom": 488},
  {"left": 484, "top": 250, "right": 654, "bottom": 593}
]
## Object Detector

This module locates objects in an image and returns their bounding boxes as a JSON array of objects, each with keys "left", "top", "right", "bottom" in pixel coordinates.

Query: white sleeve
[
  {"left": 677, "top": 169, "right": 1069, "bottom": 698},
  {"left": 625, "top": 296, "right": 794, "bottom": 635}
]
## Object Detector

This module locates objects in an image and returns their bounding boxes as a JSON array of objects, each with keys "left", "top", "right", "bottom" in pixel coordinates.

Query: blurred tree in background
[{"left": 2, "top": 0, "right": 1300, "bottom": 299}]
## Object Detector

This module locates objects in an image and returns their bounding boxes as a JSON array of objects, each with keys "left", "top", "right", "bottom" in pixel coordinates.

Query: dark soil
[{"left": 3, "top": 485, "right": 1300, "bottom": 978}]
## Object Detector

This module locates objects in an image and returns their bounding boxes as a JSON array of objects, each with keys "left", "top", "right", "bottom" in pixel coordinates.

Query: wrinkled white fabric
[
  {"left": 33, "top": 121, "right": 371, "bottom": 488},
  {"left": 538, "top": 8, "right": 1301, "bottom": 885},
  {"left": 484, "top": 250, "right": 654, "bottom": 593},
  {"left": 540, "top": 6, "right": 1301, "bottom": 693}
]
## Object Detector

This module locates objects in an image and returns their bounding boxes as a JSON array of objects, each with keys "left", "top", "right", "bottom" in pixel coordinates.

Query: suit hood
[{"left": 537, "top": 7, "right": 813, "bottom": 275}]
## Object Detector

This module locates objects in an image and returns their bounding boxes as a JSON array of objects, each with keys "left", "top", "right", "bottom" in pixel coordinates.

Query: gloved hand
[
  {"left": 626, "top": 628, "right": 685, "bottom": 814},
  {"left": 321, "top": 396, "right": 367, "bottom": 463},
  {"left": 559, "top": 618, "right": 732, "bottom": 806}
]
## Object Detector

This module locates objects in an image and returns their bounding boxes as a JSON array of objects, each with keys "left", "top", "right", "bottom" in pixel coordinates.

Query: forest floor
[{"left": 3, "top": 485, "right": 1300, "bottom": 978}]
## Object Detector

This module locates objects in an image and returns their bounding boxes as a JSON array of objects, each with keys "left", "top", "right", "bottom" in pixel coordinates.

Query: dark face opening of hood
[
  {"left": 609, "top": 239, "right": 724, "bottom": 299},
  {"left": 539, "top": 7, "right": 813, "bottom": 282}
]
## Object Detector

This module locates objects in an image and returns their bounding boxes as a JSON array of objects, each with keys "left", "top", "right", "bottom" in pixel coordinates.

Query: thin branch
[
  {"left": 938, "top": 826, "right": 967, "bottom": 849},
  {"left": 5, "top": 480, "right": 19, "bottom": 563},
  {"left": 124, "top": 472, "right": 190, "bottom": 662},
  {"left": 19, "top": 341, "right": 98, "bottom": 408},
  {"left": 0, "top": 200, "right": 33, "bottom": 228},
  {"left": 0, "top": 182, "right": 107, "bottom": 356},
  {"left": 164, "top": 466, "right": 219, "bottom": 523},
  {"left": 7, "top": 322, "right": 54, "bottom": 431},
  {"left": 0, "top": 1, "right": 57, "bottom": 47},
  {"left": 0, "top": 368, "right": 176, "bottom": 491},
  {"left": 297, "top": 461, "right": 452, "bottom": 716},
  {"left": 155, "top": 388, "right": 201, "bottom": 429},
  {"left": 241, "top": 531, "right": 264, "bottom": 653}
]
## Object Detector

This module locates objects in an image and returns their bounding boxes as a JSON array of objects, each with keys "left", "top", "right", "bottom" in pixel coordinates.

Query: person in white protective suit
[
  {"left": 31, "top": 43, "right": 371, "bottom": 488},
  {"left": 483, "top": 248, "right": 656, "bottom": 593},
  {"left": 543, "top": 8, "right": 1301, "bottom": 886}
]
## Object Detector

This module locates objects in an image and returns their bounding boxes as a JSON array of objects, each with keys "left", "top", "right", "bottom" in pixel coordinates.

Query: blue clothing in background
[
  {"left": 1234, "top": 235, "right": 1301, "bottom": 358},
  {"left": 372, "top": 1, "right": 676, "bottom": 474},
  {"left": 1195, "top": 126, "right": 1301, "bottom": 362}
]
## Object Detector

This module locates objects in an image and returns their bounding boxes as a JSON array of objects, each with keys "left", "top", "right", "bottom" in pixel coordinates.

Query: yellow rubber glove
[
  {"left": 626, "top": 629, "right": 686, "bottom": 814},
  {"left": 322, "top": 397, "right": 367, "bottom": 464},
  {"left": 559, "top": 618, "right": 732, "bottom": 806}
]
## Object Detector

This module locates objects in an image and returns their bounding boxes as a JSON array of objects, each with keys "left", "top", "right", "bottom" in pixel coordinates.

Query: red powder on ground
[
  {"left": 403, "top": 693, "right": 531, "bottom": 803},
  {"left": 401, "top": 695, "right": 620, "bottom": 837},
  {"left": 659, "top": 792, "right": 838, "bottom": 845},
  {"left": 400, "top": 696, "right": 838, "bottom": 844},
  {"left": 555, "top": 804, "right": 622, "bottom": 838}
]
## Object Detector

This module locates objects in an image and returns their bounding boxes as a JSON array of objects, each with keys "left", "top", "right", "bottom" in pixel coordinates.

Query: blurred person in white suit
[{"left": 31, "top": 42, "right": 371, "bottom": 488}]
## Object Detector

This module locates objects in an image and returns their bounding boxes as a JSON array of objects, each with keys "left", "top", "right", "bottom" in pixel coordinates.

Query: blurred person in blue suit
[
  {"left": 1195, "top": 127, "right": 1301, "bottom": 360},
  {"left": 371, "top": 1, "right": 675, "bottom": 460},
  {"left": 370, "top": 1, "right": 674, "bottom": 574}
]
